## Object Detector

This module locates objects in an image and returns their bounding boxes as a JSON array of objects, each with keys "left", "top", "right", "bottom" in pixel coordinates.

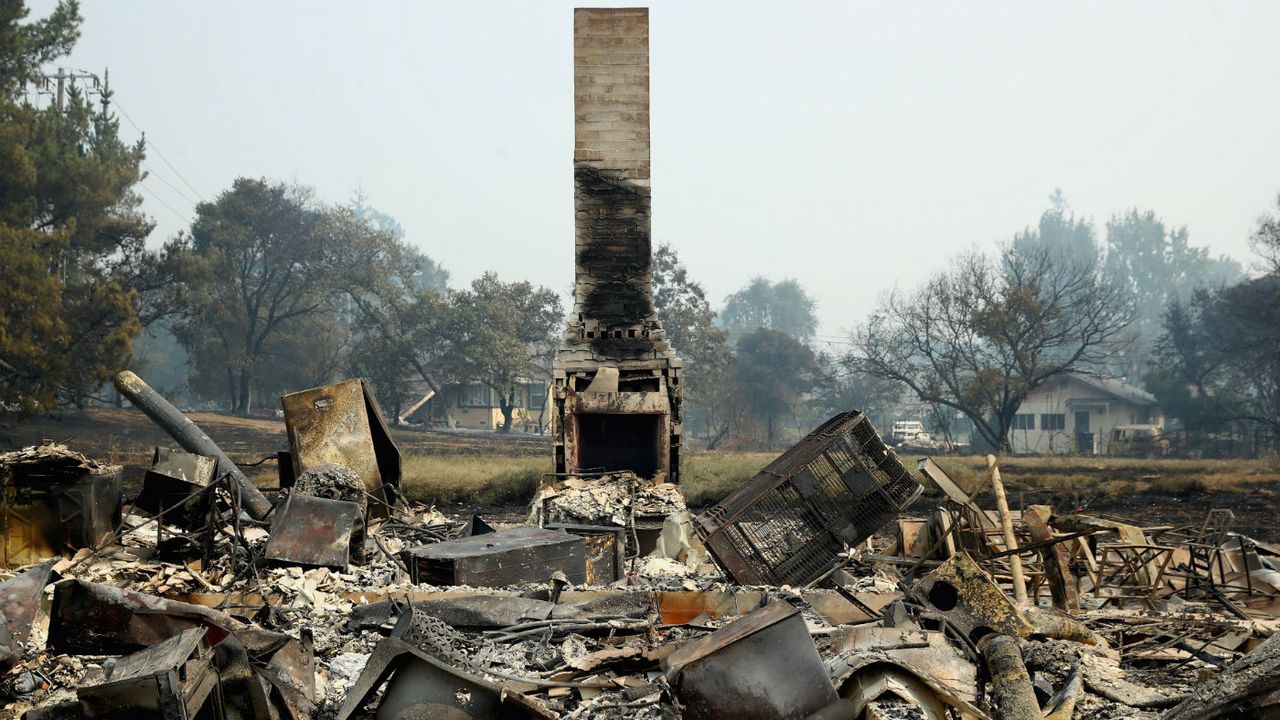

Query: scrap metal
[
  {"left": 0, "top": 559, "right": 56, "bottom": 669},
  {"left": 663, "top": 602, "right": 838, "bottom": 720},
  {"left": 402, "top": 526, "right": 588, "bottom": 587},
  {"left": 0, "top": 443, "right": 123, "bottom": 568},
  {"left": 544, "top": 523, "right": 626, "bottom": 584},
  {"left": 825, "top": 656, "right": 990, "bottom": 720},
  {"left": 264, "top": 492, "right": 365, "bottom": 570},
  {"left": 135, "top": 447, "right": 217, "bottom": 531},
  {"left": 908, "top": 551, "right": 1035, "bottom": 644},
  {"left": 76, "top": 627, "right": 222, "bottom": 719},
  {"left": 280, "top": 378, "right": 401, "bottom": 516},
  {"left": 334, "top": 637, "right": 556, "bottom": 720},
  {"left": 695, "top": 411, "right": 922, "bottom": 587},
  {"left": 48, "top": 579, "right": 242, "bottom": 655},
  {"left": 114, "top": 370, "right": 272, "bottom": 520}
]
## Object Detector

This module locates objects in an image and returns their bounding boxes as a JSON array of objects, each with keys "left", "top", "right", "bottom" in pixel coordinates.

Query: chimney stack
[{"left": 554, "top": 8, "right": 683, "bottom": 483}]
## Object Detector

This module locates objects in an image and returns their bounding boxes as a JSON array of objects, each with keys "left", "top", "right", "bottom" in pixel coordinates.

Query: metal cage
[{"left": 694, "top": 411, "right": 922, "bottom": 586}]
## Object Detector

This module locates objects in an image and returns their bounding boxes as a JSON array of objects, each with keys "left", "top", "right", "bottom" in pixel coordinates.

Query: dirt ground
[
  {"left": 4, "top": 408, "right": 1279, "bottom": 541},
  {"left": 0, "top": 407, "right": 548, "bottom": 484}
]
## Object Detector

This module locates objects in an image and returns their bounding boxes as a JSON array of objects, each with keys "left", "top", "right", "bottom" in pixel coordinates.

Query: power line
[
  {"left": 140, "top": 162, "right": 198, "bottom": 207},
  {"left": 137, "top": 181, "right": 192, "bottom": 226},
  {"left": 111, "top": 96, "right": 207, "bottom": 204}
]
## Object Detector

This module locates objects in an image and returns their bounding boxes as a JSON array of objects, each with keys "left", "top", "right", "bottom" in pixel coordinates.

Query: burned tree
[{"left": 847, "top": 243, "right": 1133, "bottom": 452}]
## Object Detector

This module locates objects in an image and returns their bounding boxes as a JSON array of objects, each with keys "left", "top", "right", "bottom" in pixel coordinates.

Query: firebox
[{"left": 553, "top": 8, "right": 683, "bottom": 483}]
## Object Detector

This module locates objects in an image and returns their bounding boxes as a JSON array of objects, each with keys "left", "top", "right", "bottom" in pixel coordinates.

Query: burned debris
[
  {"left": 114, "top": 370, "right": 271, "bottom": 521},
  {"left": 75, "top": 627, "right": 222, "bottom": 720},
  {"left": 401, "top": 527, "right": 587, "bottom": 587},
  {"left": 0, "top": 444, "right": 122, "bottom": 569},
  {"left": 280, "top": 379, "right": 401, "bottom": 518},
  {"left": 4, "top": 8, "right": 1279, "bottom": 720},
  {"left": 6, "top": 403, "right": 1280, "bottom": 719}
]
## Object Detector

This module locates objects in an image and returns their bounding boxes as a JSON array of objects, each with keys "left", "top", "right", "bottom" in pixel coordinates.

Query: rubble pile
[{"left": 2, "top": 373, "right": 1279, "bottom": 719}]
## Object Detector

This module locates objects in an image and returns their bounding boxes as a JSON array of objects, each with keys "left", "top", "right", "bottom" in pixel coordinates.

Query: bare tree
[{"left": 847, "top": 243, "right": 1133, "bottom": 451}]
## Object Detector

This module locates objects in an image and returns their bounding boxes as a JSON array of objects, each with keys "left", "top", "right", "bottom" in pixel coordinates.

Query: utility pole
[{"left": 42, "top": 67, "right": 101, "bottom": 110}]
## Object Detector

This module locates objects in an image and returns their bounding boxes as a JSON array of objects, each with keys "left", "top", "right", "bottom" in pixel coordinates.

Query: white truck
[{"left": 889, "top": 420, "right": 926, "bottom": 446}]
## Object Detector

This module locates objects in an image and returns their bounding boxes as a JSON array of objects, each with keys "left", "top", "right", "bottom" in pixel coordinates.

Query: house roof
[{"left": 1069, "top": 374, "right": 1158, "bottom": 406}]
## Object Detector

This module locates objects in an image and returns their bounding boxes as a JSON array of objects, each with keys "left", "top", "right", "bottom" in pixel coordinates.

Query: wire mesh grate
[{"left": 694, "top": 411, "right": 922, "bottom": 586}]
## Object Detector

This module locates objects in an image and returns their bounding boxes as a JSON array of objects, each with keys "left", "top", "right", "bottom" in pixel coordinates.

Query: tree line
[
  {"left": 841, "top": 191, "right": 1280, "bottom": 456},
  {"left": 3, "top": 3, "right": 1275, "bottom": 454}
]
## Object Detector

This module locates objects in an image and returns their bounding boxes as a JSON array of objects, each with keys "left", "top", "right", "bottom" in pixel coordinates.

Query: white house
[{"left": 1008, "top": 374, "right": 1163, "bottom": 455}]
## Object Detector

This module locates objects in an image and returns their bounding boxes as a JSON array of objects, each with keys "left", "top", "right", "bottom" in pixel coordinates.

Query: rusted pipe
[
  {"left": 113, "top": 370, "right": 272, "bottom": 520},
  {"left": 986, "top": 455, "right": 1027, "bottom": 604},
  {"left": 980, "top": 634, "right": 1040, "bottom": 720},
  {"left": 1023, "top": 606, "right": 1104, "bottom": 647}
]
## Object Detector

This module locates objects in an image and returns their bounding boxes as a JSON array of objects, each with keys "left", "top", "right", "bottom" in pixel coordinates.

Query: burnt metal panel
[
  {"left": 281, "top": 378, "right": 401, "bottom": 515},
  {"left": 908, "top": 551, "right": 1035, "bottom": 644},
  {"left": 544, "top": 523, "right": 625, "bottom": 584},
  {"left": 77, "top": 627, "right": 222, "bottom": 720},
  {"left": 48, "top": 579, "right": 239, "bottom": 655},
  {"left": 663, "top": 602, "right": 837, "bottom": 720},
  {"left": 1, "top": 446, "right": 122, "bottom": 568},
  {"left": 694, "top": 411, "right": 922, "bottom": 587},
  {"left": 334, "top": 637, "right": 554, "bottom": 720},
  {"left": 402, "top": 527, "right": 587, "bottom": 587},
  {"left": 136, "top": 447, "right": 217, "bottom": 530},
  {"left": 0, "top": 559, "right": 56, "bottom": 669},
  {"left": 264, "top": 493, "right": 365, "bottom": 570}
]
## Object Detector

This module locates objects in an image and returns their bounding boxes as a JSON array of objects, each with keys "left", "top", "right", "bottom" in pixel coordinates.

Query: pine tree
[{"left": 0, "top": 1, "right": 151, "bottom": 412}]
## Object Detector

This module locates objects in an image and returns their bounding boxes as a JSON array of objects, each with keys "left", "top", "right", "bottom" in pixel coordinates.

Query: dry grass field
[{"left": 3, "top": 409, "right": 1278, "bottom": 535}]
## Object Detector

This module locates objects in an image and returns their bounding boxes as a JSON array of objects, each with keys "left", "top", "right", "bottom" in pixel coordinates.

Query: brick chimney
[{"left": 553, "top": 7, "right": 683, "bottom": 483}]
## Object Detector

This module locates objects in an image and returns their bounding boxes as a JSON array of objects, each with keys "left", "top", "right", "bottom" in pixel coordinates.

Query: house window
[
  {"left": 526, "top": 382, "right": 547, "bottom": 410},
  {"left": 1012, "top": 414, "right": 1035, "bottom": 431},
  {"left": 1040, "top": 413, "right": 1066, "bottom": 431},
  {"left": 458, "top": 384, "right": 492, "bottom": 408}
]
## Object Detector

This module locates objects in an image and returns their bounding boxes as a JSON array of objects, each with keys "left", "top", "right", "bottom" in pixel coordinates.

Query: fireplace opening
[{"left": 575, "top": 413, "right": 664, "bottom": 478}]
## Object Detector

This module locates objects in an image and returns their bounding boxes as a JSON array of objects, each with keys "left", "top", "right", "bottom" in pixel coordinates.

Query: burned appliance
[
  {"left": 281, "top": 378, "right": 402, "bottom": 516},
  {"left": 135, "top": 447, "right": 217, "bottom": 531},
  {"left": 0, "top": 444, "right": 122, "bottom": 568},
  {"left": 553, "top": 8, "right": 684, "bottom": 484},
  {"left": 401, "top": 527, "right": 587, "bottom": 587},
  {"left": 77, "top": 627, "right": 222, "bottom": 719},
  {"left": 694, "top": 412, "right": 923, "bottom": 586},
  {"left": 544, "top": 523, "right": 626, "bottom": 584}
]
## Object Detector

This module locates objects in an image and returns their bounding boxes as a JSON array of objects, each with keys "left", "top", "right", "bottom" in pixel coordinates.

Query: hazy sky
[{"left": 34, "top": 1, "right": 1280, "bottom": 346}]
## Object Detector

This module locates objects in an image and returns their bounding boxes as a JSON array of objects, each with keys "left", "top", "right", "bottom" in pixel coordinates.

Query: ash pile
[{"left": 3, "top": 376, "right": 1280, "bottom": 719}]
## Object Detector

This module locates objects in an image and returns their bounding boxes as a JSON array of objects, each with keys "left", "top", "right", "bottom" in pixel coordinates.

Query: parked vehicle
[
  {"left": 889, "top": 420, "right": 925, "bottom": 445},
  {"left": 1108, "top": 424, "right": 1169, "bottom": 457}
]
